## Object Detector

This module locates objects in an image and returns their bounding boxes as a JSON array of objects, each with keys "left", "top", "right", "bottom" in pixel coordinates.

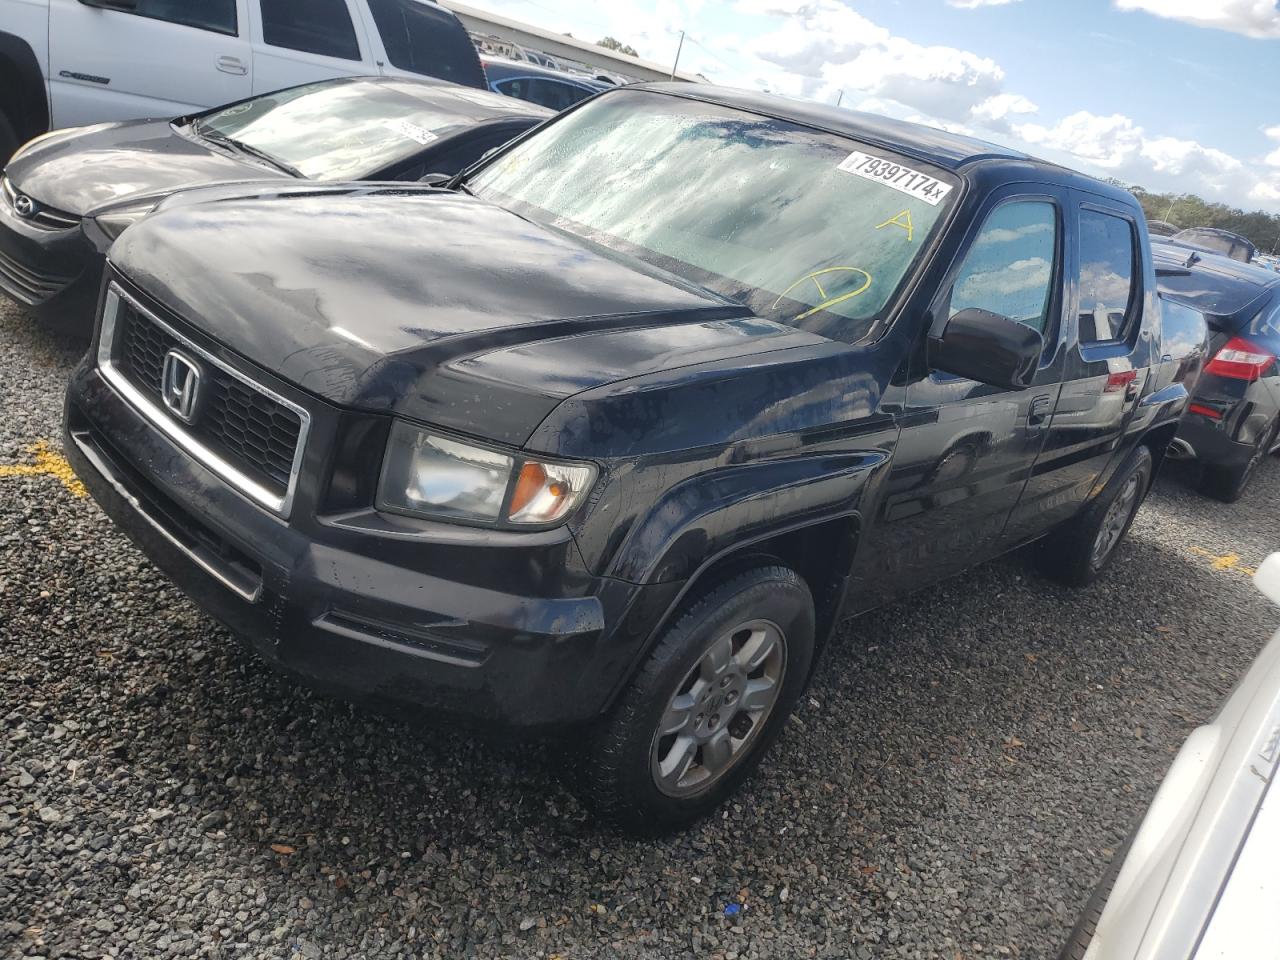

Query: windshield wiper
[{"left": 196, "top": 123, "right": 305, "bottom": 178}]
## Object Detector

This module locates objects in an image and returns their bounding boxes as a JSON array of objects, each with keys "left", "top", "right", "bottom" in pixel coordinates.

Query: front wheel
[
  {"left": 1040, "top": 444, "right": 1152, "bottom": 587},
  {"left": 584, "top": 566, "right": 815, "bottom": 834}
]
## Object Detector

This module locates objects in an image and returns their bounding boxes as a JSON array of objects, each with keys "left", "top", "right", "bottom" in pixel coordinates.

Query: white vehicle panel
[{"left": 47, "top": 0, "right": 253, "bottom": 127}]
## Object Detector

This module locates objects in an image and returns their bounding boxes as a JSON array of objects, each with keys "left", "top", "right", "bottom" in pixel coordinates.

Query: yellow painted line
[
  {"left": 0, "top": 440, "right": 87, "bottom": 498},
  {"left": 1189, "top": 545, "right": 1257, "bottom": 577}
]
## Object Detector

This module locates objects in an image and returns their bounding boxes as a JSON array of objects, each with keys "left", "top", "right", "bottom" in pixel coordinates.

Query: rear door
[
  {"left": 248, "top": 0, "right": 373, "bottom": 95},
  {"left": 48, "top": 0, "right": 251, "bottom": 127},
  {"left": 851, "top": 187, "right": 1068, "bottom": 611},
  {"left": 1008, "top": 194, "right": 1156, "bottom": 537}
]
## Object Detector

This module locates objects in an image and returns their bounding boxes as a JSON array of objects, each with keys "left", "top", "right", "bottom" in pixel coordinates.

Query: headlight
[
  {"left": 92, "top": 200, "right": 159, "bottom": 240},
  {"left": 376, "top": 421, "right": 596, "bottom": 526}
]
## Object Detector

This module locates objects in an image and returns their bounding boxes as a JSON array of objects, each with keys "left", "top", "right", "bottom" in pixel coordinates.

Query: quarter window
[
  {"left": 949, "top": 201, "right": 1059, "bottom": 335},
  {"left": 1078, "top": 209, "right": 1138, "bottom": 343},
  {"left": 260, "top": 0, "right": 361, "bottom": 61},
  {"left": 366, "top": 0, "right": 486, "bottom": 87},
  {"left": 1159, "top": 297, "right": 1207, "bottom": 362},
  {"left": 121, "top": 0, "right": 237, "bottom": 35}
]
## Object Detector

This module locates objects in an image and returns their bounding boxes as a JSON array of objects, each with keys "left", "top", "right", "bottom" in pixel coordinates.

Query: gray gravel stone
[{"left": 2, "top": 297, "right": 1278, "bottom": 959}]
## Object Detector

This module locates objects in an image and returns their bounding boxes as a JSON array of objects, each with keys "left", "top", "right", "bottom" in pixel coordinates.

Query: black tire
[
  {"left": 1058, "top": 835, "right": 1133, "bottom": 960},
  {"left": 1040, "top": 444, "right": 1153, "bottom": 587},
  {"left": 1199, "top": 420, "right": 1277, "bottom": 504},
  {"left": 0, "top": 111, "right": 17, "bottom": 166},
  {"left": 584, "top": 566, "right": 815, "bottom": 834}
]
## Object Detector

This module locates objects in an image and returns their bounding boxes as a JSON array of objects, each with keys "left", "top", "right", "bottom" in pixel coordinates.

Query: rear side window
[
  {"left": 126, "top": 0, "right": 237, "bottom": 35},
  {"left": 260, "top": 0, "right": 361, "bottom": 61},
  {"left": 1159, "top": 297, "right": 1207, "bottom": 362},
  {"left": 949, "top": 200, "right": 1059, "bottom": 335},
  {"left": 1078, "top": 209, "right": 1139, "bottom": 343},
  {"left": 367, "top": 0, "right": 485, "bottom": 88}
]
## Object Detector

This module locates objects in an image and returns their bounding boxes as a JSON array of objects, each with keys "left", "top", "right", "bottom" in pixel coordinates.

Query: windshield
[
  {"left": 469, "top": 90, "right": 959, "bottom": 339},
  {"left": 196, "top": 80, "right": 484, "bottom": 180}
]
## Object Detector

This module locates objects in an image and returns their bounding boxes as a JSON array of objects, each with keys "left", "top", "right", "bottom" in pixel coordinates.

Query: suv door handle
[
  {"left": 216, "top": 55, "right": 247, "bottom": 75},
  {"left": 1028, "top": 395, "right": 1052, "bottom": 429}
]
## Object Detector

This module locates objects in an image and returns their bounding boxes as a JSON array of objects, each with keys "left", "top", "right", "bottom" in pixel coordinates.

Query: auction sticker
[
  {"left": 384, "top": 118, "right": 439, "bottom": 145},
  {"left": 837, "top": 151, "right": 952, "bottom": 206}
]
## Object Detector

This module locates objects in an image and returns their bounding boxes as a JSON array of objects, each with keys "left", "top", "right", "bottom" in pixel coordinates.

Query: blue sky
[{"left": 468, "top": 0, "right": 1280, "bottom": 212}]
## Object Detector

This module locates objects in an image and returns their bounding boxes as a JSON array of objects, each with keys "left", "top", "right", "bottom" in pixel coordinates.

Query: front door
[
  {"left": 849, "top": 189, "right": 1067, "bottom": 613},
  {"left": 248, "top": 0, "right": 371, "bottom": 95},
  {"left": 48, "top": 0, "right": 252, "bottom": 127}
]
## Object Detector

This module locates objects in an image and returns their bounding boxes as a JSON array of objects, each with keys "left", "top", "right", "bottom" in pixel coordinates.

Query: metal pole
[
  {"left": 835, "top": 90, "right": 844, "bottom": 106},
  {"left": 670, "top": 30, "right": 685, "bottom": 80},
  {"left": 1162, "top": 197, "right": 1177, "bottom": 225}
]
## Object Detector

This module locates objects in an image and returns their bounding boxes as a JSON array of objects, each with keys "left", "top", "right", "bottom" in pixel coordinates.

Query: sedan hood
[
  {"left": 110, "top": 187, "right": 825, "bottom": 445},
  {"left": 6, "top": 119, "right": 287, "bottom": 216}
]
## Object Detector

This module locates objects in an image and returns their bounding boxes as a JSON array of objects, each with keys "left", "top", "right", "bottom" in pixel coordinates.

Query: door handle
[
  {"left": 1028, "top": 395, "right": 1052, "bottom": 429},
  {"left": 216, "top": 55, "right": 247, "bottom": 76}
]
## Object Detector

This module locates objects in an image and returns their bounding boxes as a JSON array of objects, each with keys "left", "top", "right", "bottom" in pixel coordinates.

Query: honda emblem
[{"left": 161, "top": 350, "right": 203, "bottom": 424}]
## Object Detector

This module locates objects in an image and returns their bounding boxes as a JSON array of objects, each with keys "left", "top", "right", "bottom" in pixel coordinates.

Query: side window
[
  {"left": 494, "top": 78, "right": 528, "bottom": 100},
  {"left": 366, "top": 0, "right": 486, "bottom": 87},
  {"left": 1159, "top": 297, "right": 1207, "bottom": 362},
  {"left": 260, "top": 0, "right": 361, "bottom": 61},
  {"left": 1078, "top": 209, "right": 1138, "bottom": 344},
  {"left": 525, "top": 79, "right": 592, "bottom": 111},
  {"left": 949, "top": 200, "right": 1059, "bottom": 335},
  {"left": 124, "top": 0, "right": 237, "bottom": 35}
]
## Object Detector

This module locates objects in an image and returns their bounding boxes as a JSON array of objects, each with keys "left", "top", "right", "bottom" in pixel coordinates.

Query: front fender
[{"left": 603, "top": 449, "right": 890, "bottom": 585}]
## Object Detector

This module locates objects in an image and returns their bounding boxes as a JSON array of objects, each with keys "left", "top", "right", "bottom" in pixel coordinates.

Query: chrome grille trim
[
  {"left": 97, "top": 281, "right": 311, "bottom": 518},
  {"left": 2, "top": 176, "right": 81, "bottom": 230}
]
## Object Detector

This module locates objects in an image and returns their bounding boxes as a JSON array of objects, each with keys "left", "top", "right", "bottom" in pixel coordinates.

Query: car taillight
[
  {"left": 1188, "top": 402, "right": 1223, "bottom": 420},
  {"left": 1204, "top": 337, "right": 1275, "bottom": 381}
]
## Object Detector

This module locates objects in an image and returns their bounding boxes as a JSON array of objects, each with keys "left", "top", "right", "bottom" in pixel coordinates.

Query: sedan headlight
[
  {"left": 376, "top": 421, "right": 595, "bottom": 526},
  {"left": 92, "top": 200, "right": 160, "bottom": 241}
]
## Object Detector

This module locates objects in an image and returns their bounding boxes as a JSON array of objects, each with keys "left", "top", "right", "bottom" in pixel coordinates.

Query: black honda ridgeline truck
[{"left": 64, "top": 84, "right": 1185, "bottom": 832}]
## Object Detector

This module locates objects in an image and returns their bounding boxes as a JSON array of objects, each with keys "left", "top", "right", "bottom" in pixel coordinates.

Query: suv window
[
  {"left": 366, "top": 0, "right": 485, "bottom": 87},
  {"left": 1078, "top": 209, "right": 1138, "bottom": 343},
  {"left": 949, "top": 200, "right": 1058, "bottom": 335},
  {"left": 125, "top": 0, "right": 237, "bottom": 35},
  {"left": 260, "top": 0, "right": 361, "bottom": 61}
]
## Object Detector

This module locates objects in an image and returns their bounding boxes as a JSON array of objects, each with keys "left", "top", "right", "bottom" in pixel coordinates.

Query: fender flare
[{"left": 0, "top": 31, "right": 49, "bottom": 142}]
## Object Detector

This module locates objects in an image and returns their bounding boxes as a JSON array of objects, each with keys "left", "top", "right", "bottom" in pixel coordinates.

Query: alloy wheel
[
  {"left": 650, "top": 619, "right": 786, "bottom": 798},
  {"left": 1091, "top": 473, "right": 1141, "bottom": 568}
]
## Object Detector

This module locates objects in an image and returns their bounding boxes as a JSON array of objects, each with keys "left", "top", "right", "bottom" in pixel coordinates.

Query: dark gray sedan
[{"left": 0, "top": 76, "right": 550, "bottom": 329}]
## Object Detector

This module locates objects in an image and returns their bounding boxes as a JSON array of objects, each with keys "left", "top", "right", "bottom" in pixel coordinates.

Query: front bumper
[
  {"left": 65, "top": 351, "right": 665, "bottom": 729},
  {"left": 0, "top": 186, "right": 99, "bottom": 322}
]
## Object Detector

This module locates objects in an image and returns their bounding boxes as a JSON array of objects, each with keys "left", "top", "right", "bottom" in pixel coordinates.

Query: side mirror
[{"left": 928, "top": 308, "right": 1042, "bottom": 390}]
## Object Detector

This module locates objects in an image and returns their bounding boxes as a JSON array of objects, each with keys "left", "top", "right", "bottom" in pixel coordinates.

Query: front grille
[
  {"left": 114, "top": 292, "right": 304, "bottom": 498},
  {"left": 0, "top": 246, "right": 76, "bottom": 305},
  {"left": 2, "top": 176, "right": 80, "bottom": 230}
]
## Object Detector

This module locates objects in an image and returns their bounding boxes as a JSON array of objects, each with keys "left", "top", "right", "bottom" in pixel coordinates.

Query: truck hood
[
  {"left": 109, "top": 187, "right": 826, "bottom": 446},
  {"left": 6, "top": 119, "right": 288, "bottom": 216}
]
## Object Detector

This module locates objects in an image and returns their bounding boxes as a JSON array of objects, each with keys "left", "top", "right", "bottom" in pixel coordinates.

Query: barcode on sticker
[
  {"left": 384, "top": 118, "right": 438, "bottom": 145},
  {"left": 837, "top": 151, "right": 952, "bottom": 206}
]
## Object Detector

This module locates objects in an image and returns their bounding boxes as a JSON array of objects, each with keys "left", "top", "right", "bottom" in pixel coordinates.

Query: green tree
[
  {"left": 1119, "top": 180, "right": 1280, "bottom": 254},
  {"left": 598, "top": 36, "right": 639, "bottom": 57}
]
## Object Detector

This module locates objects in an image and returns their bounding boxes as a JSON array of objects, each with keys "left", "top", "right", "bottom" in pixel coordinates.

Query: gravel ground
[{"left": 2, "top": 295, "right": 1278, "bottom": 960}]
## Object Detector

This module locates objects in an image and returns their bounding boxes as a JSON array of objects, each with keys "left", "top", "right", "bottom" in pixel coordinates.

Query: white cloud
[
  {"left": 1016, "top": 111, "right": 1144, "bottom": 168},
  {"left": 971, "top": 93, "right": 1039, "bottom": 131},
  {"left": 948, "top": 0, "right": 1021, "bottom": 7},
  {"left": 739, "top": 0, "right": 1018, "bottom": 125},
  {"left": 1114, "top": 0, "right": 1280, "bottom": 39},
  {"left": 1265, "top": 125, "right": 1280, "bottom": 167}
]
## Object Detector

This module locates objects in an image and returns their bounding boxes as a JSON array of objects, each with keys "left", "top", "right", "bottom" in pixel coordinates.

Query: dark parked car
[
  {"left": 482, "top": 56, "right": 610, "bottom": 111},
  {"left": 1164, "top": 226, "right": 1257, "bottom": 263},
  {"left": 1155, "top": 241, "right": 1280, "bottom": 501},
  {"left": 0, "top": 76, "right": 549, "bottom": 327},
  {"left": 65, "top": 84, "right": 1184, "bottom": 831}
]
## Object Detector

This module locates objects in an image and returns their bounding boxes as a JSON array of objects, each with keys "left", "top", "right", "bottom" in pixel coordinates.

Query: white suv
[{"left": 0, "top": 0, "right": 487, "bottom": 157}]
